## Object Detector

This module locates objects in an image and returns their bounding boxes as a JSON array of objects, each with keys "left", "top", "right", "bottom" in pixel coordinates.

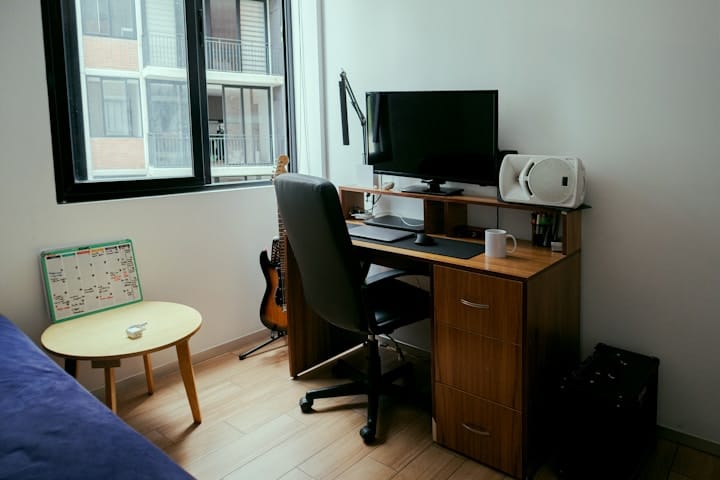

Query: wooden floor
[{"left": 116, "top": 342, "right": 720, "bottom": 480}]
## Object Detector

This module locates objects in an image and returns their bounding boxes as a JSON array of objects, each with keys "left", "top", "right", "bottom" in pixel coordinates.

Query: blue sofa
[{"left": 0, "top": 314, "right": 193, "bottom": 479}]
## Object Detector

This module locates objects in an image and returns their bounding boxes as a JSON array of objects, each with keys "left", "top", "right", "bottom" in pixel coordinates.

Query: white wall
[
  {"left": 0, "top": 1, "right": 278, "bottom": 390},
  {"left": 308, "top": 0, "right": 720, "bottom": 443}
]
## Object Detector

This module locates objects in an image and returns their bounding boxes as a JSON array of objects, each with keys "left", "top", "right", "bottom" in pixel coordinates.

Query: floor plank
[
  {"left": 116, "top": 345, "right": 717, "bottom": 480},
  {"left": 671, "top": 445, "right": 720, "bottom": 480}
]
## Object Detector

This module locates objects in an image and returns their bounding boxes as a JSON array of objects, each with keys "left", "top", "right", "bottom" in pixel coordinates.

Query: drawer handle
[
  {"left": 459, "top": 299, "right": 490, "bottom": 310},
  {"left": 462, "top": 423, "right": 491, "bottom": 436}
]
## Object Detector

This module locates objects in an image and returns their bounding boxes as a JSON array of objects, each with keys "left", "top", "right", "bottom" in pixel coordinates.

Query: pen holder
[{"left": 531, "top": 212, "right": 559, "bottom": 247}]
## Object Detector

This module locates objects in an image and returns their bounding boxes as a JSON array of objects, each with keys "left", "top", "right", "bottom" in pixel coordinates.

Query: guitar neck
[
  {"left": 277, "top": 213, "right": 287, "bottom": 308},
  {"left": 271, "top": 154, "right": 289, "bottom": 309}
]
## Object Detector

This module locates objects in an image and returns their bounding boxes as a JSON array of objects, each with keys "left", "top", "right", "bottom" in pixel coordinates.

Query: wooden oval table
[{"left": 41, "top": 301, "right": 202, "bottom": 423}]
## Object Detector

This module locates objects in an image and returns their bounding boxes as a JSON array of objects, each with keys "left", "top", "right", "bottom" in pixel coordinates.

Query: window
[
  {"left": 81, "top": 0, "right": 136, "bottom": 39},
  {"left": 42, "top": 0, "right": 293, "bottom": 202},
  {"left": 87, "top": 77, "right": 142, "bottom": 137},
  {"left": 204, "top": 0, "right": 269, "bottom": 73},
  {"left": 147, "top": 80, "right": 191, "bottom": 168}
]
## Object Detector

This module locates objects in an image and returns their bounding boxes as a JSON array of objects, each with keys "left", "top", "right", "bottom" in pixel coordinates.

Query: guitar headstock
[{"left": 272, "top": 155, "right": 289, "bottom": 182}]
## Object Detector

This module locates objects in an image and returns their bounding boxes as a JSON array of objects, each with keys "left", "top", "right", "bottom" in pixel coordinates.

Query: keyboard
[{"left": 348, "top": 224, "right": 414, "bottom": 243}]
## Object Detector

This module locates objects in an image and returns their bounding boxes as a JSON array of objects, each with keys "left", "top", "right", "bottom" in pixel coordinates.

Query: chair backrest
[{"left": 274, "top": 174, "right": 368, "bottom": 333}]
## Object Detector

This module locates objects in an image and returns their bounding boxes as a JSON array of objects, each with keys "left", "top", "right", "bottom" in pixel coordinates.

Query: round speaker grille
[{"left": 528, "top": 158, "right": 575, "bottom": 203}]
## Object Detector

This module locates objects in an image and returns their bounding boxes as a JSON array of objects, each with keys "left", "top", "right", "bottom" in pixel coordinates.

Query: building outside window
[
  {"left": 81, "top": 0, "right": 136, "bottom": 38},
  {"left": 86, "top": 77, "right": 143, "bottom": 137},
  {"left": 147, "top": 80, "right": 191, "bottom": 169}
]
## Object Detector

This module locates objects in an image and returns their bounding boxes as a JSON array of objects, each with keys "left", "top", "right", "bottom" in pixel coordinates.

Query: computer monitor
[{"left": 366, "top": 90, "right": 499, "bottom": 195}]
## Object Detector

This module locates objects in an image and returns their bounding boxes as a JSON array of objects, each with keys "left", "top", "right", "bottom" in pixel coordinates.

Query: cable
[
  {"left": 399, "top": 216, "right": 424, "bottom": 228},
  {"left": 369, "top": 193, "right": 382, "bottom": 214}
]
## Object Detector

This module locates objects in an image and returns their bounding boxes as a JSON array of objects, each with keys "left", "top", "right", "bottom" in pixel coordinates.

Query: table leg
[
  {"left": 65, "top": 358, "right": 77, "bottom": 378},
  {"left": 104, "top": 367, "right": 117, "bottom": 412},
  {"left": 176, "top": 340, "right": 202, "bottom": 424},
  {"left": 91, "top": 359, "right": 121, "bottom": 413},
  {"left": 143, "top": 354, "right": 155, "bottom": 395}
]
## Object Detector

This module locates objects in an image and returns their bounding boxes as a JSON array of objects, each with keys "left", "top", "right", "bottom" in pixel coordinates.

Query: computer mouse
[{"left": 414, "top": 233, "right": 436, "bottom": 246}]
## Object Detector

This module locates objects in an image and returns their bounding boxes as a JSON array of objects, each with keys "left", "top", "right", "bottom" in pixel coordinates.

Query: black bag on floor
[{"left": 556, "top": 343, "right": 660, "bottom": 479}]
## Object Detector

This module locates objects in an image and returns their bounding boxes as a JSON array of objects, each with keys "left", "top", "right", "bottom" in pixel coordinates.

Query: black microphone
[{"left": 339, "top": 74, "right": 350, "bottom": 145}]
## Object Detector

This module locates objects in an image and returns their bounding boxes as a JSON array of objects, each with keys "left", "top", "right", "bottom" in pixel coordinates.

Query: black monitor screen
[{"left": 366, "top": 90, "right": 498, "bottom": 190}]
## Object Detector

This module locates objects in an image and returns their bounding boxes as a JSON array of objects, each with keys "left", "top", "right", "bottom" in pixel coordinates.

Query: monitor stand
[{"left": 401, "top": 179, "right": 463, "bottom": 196}]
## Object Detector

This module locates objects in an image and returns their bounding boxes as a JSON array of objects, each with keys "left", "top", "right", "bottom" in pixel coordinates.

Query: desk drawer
[
  {"left": 434, "top": 383, "right": 522, "bottom": 478},
  {"left": 434, "top": 323, "right": 521, "bottom": 409},
  {"left": 434, "top": 265, "right": 523, "bottom": 344}
]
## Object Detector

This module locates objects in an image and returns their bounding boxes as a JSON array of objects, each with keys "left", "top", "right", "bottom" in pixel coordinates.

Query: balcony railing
[
  {"left": 145, "top": 32, "right": 187, "bottom": 69},
  {"left": 145, "top": 33, "right": 284, "bottom": 75},
  {"left": 148, "top": 133, "right": 277, "bottom": 169},
  {"left": 205, "top": 37, "right": 266, "bottom": 73},
  {"left": 148, "top": 133, "right": 191, "bottom": 168},
  {"left": 209, "top": 133, "right": 275, "bottom": 166}
]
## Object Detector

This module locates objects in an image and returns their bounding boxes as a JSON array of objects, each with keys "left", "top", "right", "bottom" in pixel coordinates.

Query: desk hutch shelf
[{"left": 338, "top": 186, "right": 583, "bottom": 255}]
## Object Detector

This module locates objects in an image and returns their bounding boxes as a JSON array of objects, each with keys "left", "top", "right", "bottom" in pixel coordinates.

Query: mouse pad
[{"left": 348, "top": 224, "right": 484, "bottom": 259}]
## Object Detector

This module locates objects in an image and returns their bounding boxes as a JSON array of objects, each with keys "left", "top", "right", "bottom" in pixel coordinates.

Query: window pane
[
  {"left": 239, "top": 0, "right": 268, "bottom": 73},
  {"left": 127, "top": 80, "right": 142, "bottom": 137},
  {"left": 81, "top": 0, "right": 99, "bottom": 34},
  {"left": 206, "top": 0, "right": 239, "bottom": 40},
  {"left": 86, "top": 77, "right": 104, "bottom": 137},
  {"left": 74, "top": 0, "right": 193, "bottom": 181},
  {"left": 110, "top": 0, "right": 136, "bottom": 39},
  {"left": 243, "top": 88, "right": 271, "bottom": 165},
  {"left": 148, "top": 81, "right": 191, "bottom": 168},
  {"left": 103, "top": 80, "right": 127, "bottom": 136},
  {"left": 97, "top": 0, "right": 111, "bottom": 34},
  {"left": 144, "top": 0, "right": 185, "bottom": 68},
  {"left": 82, "top": 0, "right": 131, "bottom": 38},
  {"left": 206, "top": 0, "right": 286, "bottom": 184}
]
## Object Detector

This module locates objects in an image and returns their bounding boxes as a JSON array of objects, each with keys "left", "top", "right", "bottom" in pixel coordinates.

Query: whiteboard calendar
[{"left": 40, "top": 239, "right": 143, "bottom": 323}]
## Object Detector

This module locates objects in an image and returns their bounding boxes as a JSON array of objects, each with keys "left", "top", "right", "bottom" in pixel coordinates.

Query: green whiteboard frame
[{"left": 40, "top": 239, "right": 143, "bottom": 323}]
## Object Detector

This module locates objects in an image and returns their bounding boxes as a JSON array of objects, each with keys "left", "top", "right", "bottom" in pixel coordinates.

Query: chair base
[{"left": 298, "top": 339, "right": 414, "bottom": 444}]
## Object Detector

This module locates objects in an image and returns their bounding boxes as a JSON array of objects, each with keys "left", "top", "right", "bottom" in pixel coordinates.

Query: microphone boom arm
[{"left": 340, "top": 70, "right": 368, "bottom": 164}]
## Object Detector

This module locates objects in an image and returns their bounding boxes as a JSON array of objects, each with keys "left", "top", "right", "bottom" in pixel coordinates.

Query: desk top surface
[
  {"left": 41, "top": 301, "right": 202, "bottom": 360},
  {"left": 351, "top": 234, "right": 571, "bottom": 280}
]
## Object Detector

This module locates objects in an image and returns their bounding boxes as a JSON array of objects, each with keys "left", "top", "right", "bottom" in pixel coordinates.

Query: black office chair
[{"left": 274, "top": 173, "right": 430, "bottom": 444}]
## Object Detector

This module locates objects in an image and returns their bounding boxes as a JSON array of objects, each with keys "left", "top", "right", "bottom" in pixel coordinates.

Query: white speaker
[{"left": 499, "top": 155, "right": 586, "bottom": 209}]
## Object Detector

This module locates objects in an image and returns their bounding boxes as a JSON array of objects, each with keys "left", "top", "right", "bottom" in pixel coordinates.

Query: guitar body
[{"left": 259, "top": 246, "right": 288, "bottom": 332}]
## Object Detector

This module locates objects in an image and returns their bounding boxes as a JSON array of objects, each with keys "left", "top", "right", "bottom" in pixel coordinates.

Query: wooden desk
[
  {"left": 41, "top": 301, "right": 202, "bottom": 423},
  {"left": 285, "top": 187, "right": 582, "bottom": 479}
]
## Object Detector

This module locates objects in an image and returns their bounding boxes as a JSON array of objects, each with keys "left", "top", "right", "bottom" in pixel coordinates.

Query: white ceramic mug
[{"left": 484, "top": 229, "right": 517, "bottom": 258}]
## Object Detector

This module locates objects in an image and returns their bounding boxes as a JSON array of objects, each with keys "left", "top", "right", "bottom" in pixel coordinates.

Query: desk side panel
[{"left": 524, "top": 252, "right": 581, "bottom": 472}]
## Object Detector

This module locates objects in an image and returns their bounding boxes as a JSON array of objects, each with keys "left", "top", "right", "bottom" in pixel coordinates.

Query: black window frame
[{"left": 41, "top": 0, "right": 295, "bottom": 203}]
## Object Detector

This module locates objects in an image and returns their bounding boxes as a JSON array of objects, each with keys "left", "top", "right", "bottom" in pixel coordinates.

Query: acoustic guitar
[{"left": 240, "top": 155, "right": 289, "bottom": 359}]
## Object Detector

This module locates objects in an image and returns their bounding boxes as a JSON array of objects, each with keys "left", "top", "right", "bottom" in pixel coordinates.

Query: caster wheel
[
  {"left": 359, "top": 425, "right": 376, "bottom": 444},
  {"left": 299, "top": 396, "right": 313, "bottom": 413}
]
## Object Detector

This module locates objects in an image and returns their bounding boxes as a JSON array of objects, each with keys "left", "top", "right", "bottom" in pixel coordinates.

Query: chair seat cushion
[{"left": 367, "top": 278, "right": 429, "bottom": 334}]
